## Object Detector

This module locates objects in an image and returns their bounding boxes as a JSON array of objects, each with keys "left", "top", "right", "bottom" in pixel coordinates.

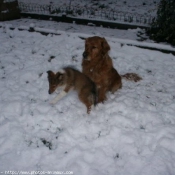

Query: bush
[{"left": 148, "top": 0, "right": 175, "bottom": 46}]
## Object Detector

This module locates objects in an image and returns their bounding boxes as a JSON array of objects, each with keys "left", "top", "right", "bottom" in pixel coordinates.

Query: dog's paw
[{"left": 50, "top": 101, "right": 56, "bottom": 105}]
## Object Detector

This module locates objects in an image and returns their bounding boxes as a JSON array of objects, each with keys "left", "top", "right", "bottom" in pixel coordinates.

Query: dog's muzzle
[{"left": 83, "top": 51, "right": 88, "bottom": 59}]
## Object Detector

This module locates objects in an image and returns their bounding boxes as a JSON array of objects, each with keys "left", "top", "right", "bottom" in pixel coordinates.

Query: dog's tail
[{"left": 121, "top": 73, "right": 142, "bottom": 82}]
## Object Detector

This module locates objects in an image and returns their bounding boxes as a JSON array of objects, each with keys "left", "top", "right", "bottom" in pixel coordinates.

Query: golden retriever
[
  {"left": 82, "top": 36, "right": 122, "bottom": 103},
  {"left": 82, "top": 36, "right": 142, "bottom": 103}
]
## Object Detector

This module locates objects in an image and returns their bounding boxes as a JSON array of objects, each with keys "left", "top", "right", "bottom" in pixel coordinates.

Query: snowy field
[{"left": 0, "top": 20, "right": 175, "bottom": 175}]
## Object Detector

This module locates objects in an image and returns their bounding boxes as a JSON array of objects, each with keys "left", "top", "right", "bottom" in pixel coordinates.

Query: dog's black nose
[
  {"left": 48, "top": 90, "right": 51, "bottom": 94},
  {"left": 83, "top": 51, "right": 88, "bottom": 59}
]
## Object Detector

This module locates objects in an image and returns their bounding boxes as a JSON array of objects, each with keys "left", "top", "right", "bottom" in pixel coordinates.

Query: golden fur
[
  {"left": 82, "top": 36, "right": 122, "bottom": 103},
  {"left": 121, "top": 73, "right": 142, "bottom": 82}
]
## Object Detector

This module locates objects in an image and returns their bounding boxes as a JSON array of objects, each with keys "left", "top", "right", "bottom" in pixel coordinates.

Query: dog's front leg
[
  {"left": 50, "top": 90, "right": 67, "bottom": 104},
  {"left": 50, "top": 85, "right": 71, "bottom": 105},
  {"left": 98, "top": 87, "right": 107, "bottom": 103}
]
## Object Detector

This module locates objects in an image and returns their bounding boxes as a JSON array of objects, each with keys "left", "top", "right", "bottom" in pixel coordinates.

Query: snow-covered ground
[{"left": 0, "top": 18, "right": 175, "bottom": 175}]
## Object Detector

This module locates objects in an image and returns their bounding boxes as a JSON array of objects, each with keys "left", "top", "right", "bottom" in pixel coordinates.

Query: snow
[{"left": 0, "top": 18, "right": 175, "bottom": 175}]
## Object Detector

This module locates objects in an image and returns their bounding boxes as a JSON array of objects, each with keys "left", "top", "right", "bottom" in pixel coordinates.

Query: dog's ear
[
  {"left": 47, "top": 70, "right": 55, "bottom": 77},
  {"left": 56, "top": 72, "right": 64, "bottom": 81},
  {"left": 102, "top": 38, "right": 110, "bottom": 54},
  {"left": 84, "top": 38, "right": 88, "bottom": 45}
]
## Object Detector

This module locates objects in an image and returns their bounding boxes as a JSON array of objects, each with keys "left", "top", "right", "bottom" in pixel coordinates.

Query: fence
[{"left": 18, "top": 2, "right": 154, "bottom": 26}]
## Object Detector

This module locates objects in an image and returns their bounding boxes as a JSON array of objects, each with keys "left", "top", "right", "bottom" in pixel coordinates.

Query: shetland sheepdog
[{"left": 47, "top": 67, "right": 97, "bottom": 114}]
